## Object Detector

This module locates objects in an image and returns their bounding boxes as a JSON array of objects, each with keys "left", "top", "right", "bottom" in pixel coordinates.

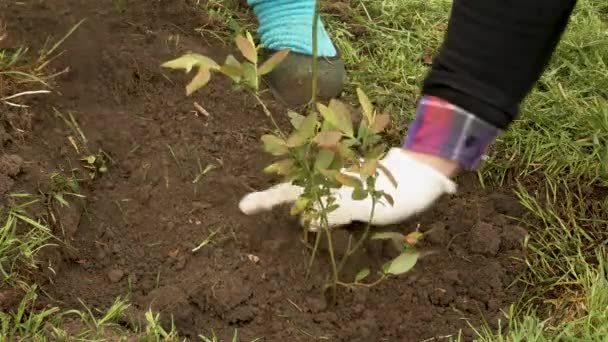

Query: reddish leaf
[
  {"left": 371, "top": 113, "right": 390, "bottom": 133},
  {"left": 258, "top": 49, "right": 290, "bottom": 75},
  {"left": 235, "top": 35, "right": 257, "bottom": 64},
  {"left": 317, "top": 103, "right": 353, "bottom": 137},
  {"left": 186, "top": 67, "right": 211, "bottom": 95},
  {"left": 405, "top": 231, "right": 423, "bottom": 245},
  {"left": 314, "top": 131, "right": 342, "bottom": 148}
]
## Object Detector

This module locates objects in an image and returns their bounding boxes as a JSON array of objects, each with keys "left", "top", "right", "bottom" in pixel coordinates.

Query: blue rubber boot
[{"left": 247, "top": 0, "right": 346, "bottom": 107}]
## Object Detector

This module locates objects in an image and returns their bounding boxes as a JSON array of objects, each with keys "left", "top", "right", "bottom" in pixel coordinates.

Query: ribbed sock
[{"left": 247, "top": 0, "right": 337, "bottom": 57}]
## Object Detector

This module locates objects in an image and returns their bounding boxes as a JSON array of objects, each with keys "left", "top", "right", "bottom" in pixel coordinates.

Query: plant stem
[
  {"left": 323, "top": 216, "right": 338, "bottom": 304},
  {"left": 310, "top": 0, "right": 319, "bottom": 106},
  {"left": 337, "top": 274, "right": 387, "bottom": 289},
  {"left": 337, "top": 194, "right": 378, "bottom": 274},
  {"left": 306, "top": 229, "right": 323, "bottom": 279},
  {"left": 253, "top": 94, "right": 285, "bottom": 138}
]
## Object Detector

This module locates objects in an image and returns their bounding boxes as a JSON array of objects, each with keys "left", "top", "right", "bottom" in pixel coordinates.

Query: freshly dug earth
[{"left": 2, "top": 1, "right": 530, "bottom": 341}]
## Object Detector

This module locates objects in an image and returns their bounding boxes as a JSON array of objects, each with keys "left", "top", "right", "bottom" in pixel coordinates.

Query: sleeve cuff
[{"left": 402, "top": 95, "right": 501, "bottom": 170}]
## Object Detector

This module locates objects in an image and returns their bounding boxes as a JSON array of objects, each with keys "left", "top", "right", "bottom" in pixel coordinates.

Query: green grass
[
  {"left": 471, "top": 251, "right": 608, "bottom": 341},
  {"left": 322, "top": 0, "right": 608, "bottom": 340},
  {"left": 0, "top": 286, "right": 248, "bottom": 341},
  {"left": 0, "top": 19, "right": 84, "bottom": 109},
  {"left": 0, "top": 194, "right": 56, "bottom": 285},
  {"left": 0, "top": 289, "right": 184, "bottom": 341}
]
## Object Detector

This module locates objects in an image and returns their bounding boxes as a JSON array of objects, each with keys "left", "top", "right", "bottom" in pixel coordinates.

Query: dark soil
[{"left": 2, "top": 1, "right": 530, "bottom": 341}]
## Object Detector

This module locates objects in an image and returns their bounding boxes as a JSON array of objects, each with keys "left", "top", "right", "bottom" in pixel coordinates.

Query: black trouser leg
[{"left": 422, "top": 0, "right": 577, "bottom": 129}]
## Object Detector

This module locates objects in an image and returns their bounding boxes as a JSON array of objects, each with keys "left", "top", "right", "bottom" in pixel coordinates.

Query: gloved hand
[{"left": 239, "top": 147, "right": 458, "bottom": 230}]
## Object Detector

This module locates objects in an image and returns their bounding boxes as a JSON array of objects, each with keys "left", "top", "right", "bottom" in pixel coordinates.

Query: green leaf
[
  {"left": 336, "top": 142, "right": 356, "bottom": 161},
  {"left": 367, "top": 135, "right": 382, "bottom": 145},
  {"left": 290, "top": 196, "right": 310, "bottom": 215},
  {"left": 287, "top": 112, "right": 318, "bottom": 147},
  {"left": 83, "top": 155, "right": 96, "bottom": 164},
  {"left": 351, "top": 187, "right": 368, "bottom": 200},
  {"left": 335, "top": 172, "right": 362, "bottom": 188},
  {"left": 386, "top": 251, "right": 419, "bottom": 275},
  {"left": 219, "top": 55, "right": 243, "bottom": 82},
  {"left": 381, "top": 261, "right": 392, "bottom": 274},
  {"left": 321, "top": 119, "right": 338, "bottom": 132},
  {"left": 219, "top": 65, "right": 242, "bottom": 82},
  {"left": 258, "top": 49, "right": 290, "bottom": 75},
  {"left": 371, "top": 113, "right": 390, "bottom": 133},
  {"left": 263, "top": 159, "right": 295, "bottom": 176},
  {"left": 53, "top": 193, "right": 68, "bottom": 207},
  {"left": 356, "top": 87, "right": 374, "bottom": 123},
  {"left": 297, "top": 111, "right": 318, "bottom": 139},
  {"left": 225, "top": 54, "right": 241, "bottom": 67},
  {"left": 261, "top": 134, "right": 288, "bottom": 156},
  {"left": 314, "top": 131, "right": 342, "bottom": 148},
  {"left": 343, "top": 138, "right": 359, "bottom": 147},
  {"left": 357, "top": 119, "right": 370, "bottom": 140},
  {"left": 328, "top": 99, "right": 352, "bottom": 130},
  {"left": 360, "top": 159, "right": 378, "bottom": 177},
  {"left": 326, "top": 203, "right": 340, "bottom": 213},
  {"left": 288, "top": 111, "right": 305, "bottom": 129},
  {"left": 319, "top": 168, "right": 339, "bottom": 180},
  {"left": 235, "top": 35, "right": 257, "bottom": 64},
  {"left": 371, "top": 232, "right": 404, "bottom": 242},
  {"left": 161, "top": 53, "right": 220, "bottom": 73},
  {"left": 186, "top": 67, "right": 211, "bottom": 95},
  {"left": 354, "top": 268, "right": 370, "bottom": 283},
  {"left": 242, "top": 62, "right": 257, "bottom": 89},
  {"left": 314, "top": 149, "right": 335, "bottom": 170},
  {"left": 67, "top": 179, "right": 79, "bottom": 192},
  {"left": 327, "top": 154, "right": 344, "bottom": 171},
  {"left": 317, "top": 103, "right": 353, "bottom": 137},
  {"left": 383, "top": 193, "right": 395, "bottom": 206},
  {"left": 365, "top": 145, "right": 386, "bottom": 160}
]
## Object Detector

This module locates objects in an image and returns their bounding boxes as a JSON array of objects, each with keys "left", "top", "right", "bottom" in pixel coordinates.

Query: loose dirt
[{"left": 2, "top": 1, "right": 529, "bottom": 341}]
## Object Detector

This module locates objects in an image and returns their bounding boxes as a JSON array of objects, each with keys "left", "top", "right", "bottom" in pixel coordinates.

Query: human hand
[{"left": 239, "top": 147, "right": 458, "bottom": 230}]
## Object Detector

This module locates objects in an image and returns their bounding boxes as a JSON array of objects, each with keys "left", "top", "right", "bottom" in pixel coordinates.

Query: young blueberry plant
[{"left": 161, "top": 32, "right": 421, "bottom": 302}]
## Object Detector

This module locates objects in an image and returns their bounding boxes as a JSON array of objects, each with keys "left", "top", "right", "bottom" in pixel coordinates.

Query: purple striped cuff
[{"left": 403, "top": 96, "right": 501, "bottom": 170}]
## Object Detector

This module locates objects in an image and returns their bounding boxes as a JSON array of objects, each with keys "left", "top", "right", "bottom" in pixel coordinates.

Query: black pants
[{"left": 422, "top": 0, "right": 577, "bottom": 129}]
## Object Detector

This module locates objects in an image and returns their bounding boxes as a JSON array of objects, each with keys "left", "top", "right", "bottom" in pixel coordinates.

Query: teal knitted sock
[{"left": 247, "top": 0, "right": 337, "bottom": 57}]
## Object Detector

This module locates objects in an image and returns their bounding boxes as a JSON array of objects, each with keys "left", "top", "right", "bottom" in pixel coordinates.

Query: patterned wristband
[{"left": 403, "top": 96, "right": 501, "bottom": 170}]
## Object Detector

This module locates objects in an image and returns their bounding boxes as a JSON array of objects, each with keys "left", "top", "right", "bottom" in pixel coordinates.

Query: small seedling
[
  {"left": 48, "top": 172, "right": 84, "bottom": 208},
  {"left": 81, "top": 151, "right": 109, "bottom": 179},
  {"left": 162, "top": 30, "right": 421, "bottom": 302},
  {"left": 192, "top": 227, "right": 223, "bottom": 252}
]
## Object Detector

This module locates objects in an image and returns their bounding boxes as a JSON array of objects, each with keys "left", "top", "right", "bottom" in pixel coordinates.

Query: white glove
[{"left": 239, "top": 148, "right": 457, "bottom": 230}]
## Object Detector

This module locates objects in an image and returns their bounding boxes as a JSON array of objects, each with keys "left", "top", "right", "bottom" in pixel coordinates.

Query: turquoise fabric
[{"left": 247, "top": 0, "right": 337, "bottom": 57}]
